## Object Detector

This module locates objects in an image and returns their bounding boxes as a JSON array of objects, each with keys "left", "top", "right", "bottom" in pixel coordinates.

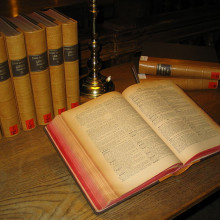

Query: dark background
[
  {"left": 2, "top": 0, "right": 220, "bottom": 72},
  {"left": 56, "top": 0, "right": 220, "bottom": 71}
]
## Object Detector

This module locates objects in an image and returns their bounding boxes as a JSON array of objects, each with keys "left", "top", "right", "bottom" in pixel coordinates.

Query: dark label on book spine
[
  {"left": 29, "top": 52, "right": 48, "bottom": 72},
  {"left": 156, "top": 64, "right": 171, "bottom": 76},
  {"left": 0, "top": 61, "right": 10, "bottom": 82},
  {"left": 64, "top": 44, "right": 78, "bottom": 62},
  {"left": 49, "top": 47, "right": 64, "bottom": 66},
  {"left": 11, "top": 57, "right": 29, "bottom": 77}
]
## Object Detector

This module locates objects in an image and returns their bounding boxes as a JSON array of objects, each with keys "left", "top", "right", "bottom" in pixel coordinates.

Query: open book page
[
  {"left": 61, "top": 92, "right": 181, "bottom": 196},
  {"left": 123, "top": 80, "right": 220, "bottom": 164},
  {"left": 46, "top": 116, "right": 118, "bottom": 209}
]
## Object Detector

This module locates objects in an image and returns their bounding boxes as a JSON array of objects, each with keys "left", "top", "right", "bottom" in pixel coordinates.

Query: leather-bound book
[
  {"left": 138, "top": 42, "right": 220, "bottom": 80},
  {"left": 8, "top": 15, "right": 54, "bottom": 125},
  {"left": 0, "top": 34, "right": 20, "bottom": 137},
  {"left": 27, "top": 12, "right": 67, "bottom": 116},
  {"left": 138, "top": 74, "right": 219, "bottom": 90},
  {"left": 139, "top": 56, "right": 220, "bottom": 80},
  {"left": 0, "top": 18, "right": 37, "bottom": 130},
  {"left": 43, "top": 9, "right": 80, "bottom": 109}
]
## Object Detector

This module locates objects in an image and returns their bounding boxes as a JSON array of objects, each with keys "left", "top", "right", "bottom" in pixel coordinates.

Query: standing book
[
  {"left": 27, "top": 12, "right": 67, "bottom": 116},
  {"left": 0, "top": 34, "right": 20, "bottom": 137},
  {"left": 0, "top": 18, "right": 37, "bottom": 131},
  {"left": 42, "top": 9, "right": 80, "bottom": 109},
  {"left": 45, "top": 80, "right": 220, "bottom": 213},
  {"left": 8, "top": 15, "right": 54, "bottom": 125}
]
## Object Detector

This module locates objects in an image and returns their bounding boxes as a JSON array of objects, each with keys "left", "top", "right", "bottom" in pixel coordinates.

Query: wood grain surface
[{"left": 0, "top": 62, "right": 220, "bottom": 220}]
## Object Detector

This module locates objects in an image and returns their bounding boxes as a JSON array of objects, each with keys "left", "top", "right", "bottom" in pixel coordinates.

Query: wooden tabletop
[{"left": 0, "top": 62, "right": 220, "bottom": 219}]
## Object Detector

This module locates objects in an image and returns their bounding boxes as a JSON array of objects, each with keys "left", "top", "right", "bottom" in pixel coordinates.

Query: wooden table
[{"left": 0, "top": 62, "right": 220, "bottom": 220}]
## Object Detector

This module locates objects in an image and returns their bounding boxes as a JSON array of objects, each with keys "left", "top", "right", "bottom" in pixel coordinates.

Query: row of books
[
  {"left": 0, "top": 9, "right": 79, "bottom": 138},
  {"left": 138, "top": 56, "right": 220, "bottom": 90}
]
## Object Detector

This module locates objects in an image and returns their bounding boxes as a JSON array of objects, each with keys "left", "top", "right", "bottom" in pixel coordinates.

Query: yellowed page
[
  {"left": 61, "top": 92, "right": 181, "bottom": 195},
  {"left": 123, "top": 80, "right": 220, "bottom": 164},
  {"left": 46, "top": 115, "right": 119, "bottom": 205}
]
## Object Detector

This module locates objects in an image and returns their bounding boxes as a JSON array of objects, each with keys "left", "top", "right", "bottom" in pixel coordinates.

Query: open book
[{"left": 45, "top": 80, "right": 220, "bottom": 213}]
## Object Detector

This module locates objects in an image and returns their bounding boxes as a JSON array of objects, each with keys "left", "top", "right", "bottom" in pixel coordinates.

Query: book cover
[
  {"left": 138, "top": 74, "right": 219, "bottom": 90},
  {"left": 27, "top": 12, "right": 67, "bottom": 116},
  {"left": 8, "top": 15, "right": 54, "bottom": 125},
  {"left": 43, "top": 9, "right": 80, "bottom": 109},
  {"left": 138, "top": 42, "right": 220, "bottom": 80},
  {"left": 0, "top": 18, "right": 37, "bottom": 131},
  {"left": 0, "top": 34, "right": 20, "bottom": 137}
]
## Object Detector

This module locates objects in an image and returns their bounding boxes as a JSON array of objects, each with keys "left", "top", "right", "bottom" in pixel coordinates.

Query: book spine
[
  {"left": 0, "top": 35, "right": 20, "bottom": 137},
  {"left": 5, "top": 32, "right": 37, "bottom": 130},
  {"left": 24, "top": 28, "right": 54, "bottom": 125},
  {"left": 138, "top": 74, "right": 219, "bottom": 90},
  {"left": 46, "top": 24, "right": 67, "bottom": 116},
  {"left": 62, "top": 21, "right": 80, "bottom": 109},
  {"left": 139, "top": 60, "right": 220, "bottom": 80}
]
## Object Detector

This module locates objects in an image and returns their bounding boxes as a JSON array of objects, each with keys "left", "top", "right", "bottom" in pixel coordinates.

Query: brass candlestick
[{"left": 80, "top": 0, "right": 114, "bottom": 99}]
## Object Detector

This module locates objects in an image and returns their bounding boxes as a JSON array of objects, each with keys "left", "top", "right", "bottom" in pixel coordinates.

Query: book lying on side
[
  {"left": 45, "top": 80, "right": 220, "bottom": 213},
  {"left": 138, "top": 74, "right": 219, "bottom": 90},
  {"left": 139, "top": 56, "right": 220, "bottom": 80}
]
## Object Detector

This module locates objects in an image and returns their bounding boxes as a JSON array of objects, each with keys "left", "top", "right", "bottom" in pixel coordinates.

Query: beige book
[
  {"left": 0, "top": 18, "right": 37, "bottom": 130},
  {"left": 43, "top": 9, "right": 80, "bottom": 110},
  {"left": 45, "top": 80, "right": 220, "bottom": 213},
  {"left": 138, "top": 74, "right": 219, "bottom": 90},
  {"left": 139, "top": 56, "right": 220, "bottom": 80},
  {"left": 0, "top": 34, "right": 20, "bottom": 137},
  {"left": 27, "top": 12, "right": 67, "bottom": 116},
  {"left": 8, "top": 15, "right": 54, "bottom": 125}
]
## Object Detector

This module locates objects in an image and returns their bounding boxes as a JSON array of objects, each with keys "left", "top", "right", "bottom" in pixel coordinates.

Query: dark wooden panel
[
  {"left": 0, "top": 0, "right": 114, "bottom": 17},
  {"left": 1, "top": 0, "right": 220, "bottom": 71}
]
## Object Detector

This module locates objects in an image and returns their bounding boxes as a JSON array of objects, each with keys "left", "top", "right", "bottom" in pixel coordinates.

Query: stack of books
[
  {"left": 0, "top": 9, "right": 79, "bottom": 138},
  {"left": 137, "top": 42, "right": 220, "bottom": 90}
]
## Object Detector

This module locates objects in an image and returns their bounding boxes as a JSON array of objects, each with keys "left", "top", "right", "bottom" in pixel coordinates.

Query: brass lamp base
[
  {"left": 80, "top": 0, "right": 115, "bottom": 102},
  {"left": 80, "top": 74, "right": 115, "bottom": 99}
]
